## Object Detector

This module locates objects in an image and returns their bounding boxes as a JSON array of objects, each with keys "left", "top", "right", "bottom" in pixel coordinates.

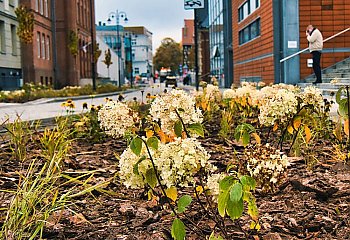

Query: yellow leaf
[
  {"left": 250, "top": 221, "right": 261, "bottom": 231},
  {"left": 251, "top": 133, "right": 261, "bottom": 144},
  {"left": 195, "top": 186, "right": 203, "bottom": 195},
  {"left": 146, "top": 130, "right": 154, "bottom": 138},
  {"left": 287, "top": 125, "right": 294, "bottom": 134},
  {"left": 293, "top": 116, "right": 302, "bottom": 130},
  {"left": 201, "top": 101, "right": 208, "bottom": 110},
  {"left": 344, "top": 119, "right": 349, "bottom": 136},
  {"left": 305, "top": 125, "right": 312, "bottom": 143},
  {"left": 334, "top": 120, "right": 343, "bottom": 142},
  {"left": 165, "top": 186, "right": 178, "bottom": 202},
  {"left": 273, "top": 123, "right": 278, "bottom": 132}
]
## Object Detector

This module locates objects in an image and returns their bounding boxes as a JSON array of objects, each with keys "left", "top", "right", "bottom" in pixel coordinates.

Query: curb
[{"left": 22, "top": 87, "right": 143, "bottom": 105}]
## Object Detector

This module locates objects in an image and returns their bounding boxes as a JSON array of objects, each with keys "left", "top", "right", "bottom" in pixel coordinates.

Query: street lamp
[{"left": 107, "top": 10, "right": 128, "bottom": 88}]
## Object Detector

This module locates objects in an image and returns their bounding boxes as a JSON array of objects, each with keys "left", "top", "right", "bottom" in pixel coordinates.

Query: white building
[
  {"left": 96, "top": 36, "right": 120, "bottom": 83},
  {"left": 0, "top": 0, "right": 21, "bottom": 90},
  {"left": 124, "top": 26, "right": 153, "bottom": 78}
]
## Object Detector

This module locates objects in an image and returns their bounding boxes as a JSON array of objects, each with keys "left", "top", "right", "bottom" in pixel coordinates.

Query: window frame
[{"left": 238, "top": 17, "right": 261, "bottom": 45}]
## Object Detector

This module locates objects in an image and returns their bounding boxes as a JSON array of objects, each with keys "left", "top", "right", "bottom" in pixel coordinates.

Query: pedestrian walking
[{"left": 306, "top": 25, "right": 323, "bottom": 84}]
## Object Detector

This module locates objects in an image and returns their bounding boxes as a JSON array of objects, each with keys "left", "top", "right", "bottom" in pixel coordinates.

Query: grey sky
[{"left": 95, "top": 0, "right": 194, "bottom": 53}]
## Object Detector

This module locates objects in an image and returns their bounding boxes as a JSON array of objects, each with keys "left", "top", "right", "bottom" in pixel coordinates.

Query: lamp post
[{"left": 107, "top": 10, "right": 128, "bottom": 88}]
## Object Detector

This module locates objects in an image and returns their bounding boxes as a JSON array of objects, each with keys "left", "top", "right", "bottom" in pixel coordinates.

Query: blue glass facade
[{"left": 208, "top": 0, "right": 233, "bottom": 87}]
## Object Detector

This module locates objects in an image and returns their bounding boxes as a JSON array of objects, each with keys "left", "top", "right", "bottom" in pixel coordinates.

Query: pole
[
  {"left": 90, "top": 0, "right": 96, "bottom": 91},
  {"left": 51, "top": 0, "right": 58, "bottom": 89},
  {"left": 194, "top": 9, "right": 199, "bottom": 91},
  {"left": 116, "top": 10, "right": 121, "bottom": 88}
]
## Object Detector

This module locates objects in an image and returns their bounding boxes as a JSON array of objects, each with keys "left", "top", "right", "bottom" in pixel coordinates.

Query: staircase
[{"left": 298, "top": 57, "right": 350, "bottom": 96}]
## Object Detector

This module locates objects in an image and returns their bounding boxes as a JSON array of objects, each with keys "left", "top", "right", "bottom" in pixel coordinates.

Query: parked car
[{"left": 165, "top": 76, "right": 177, "bottom": 87}]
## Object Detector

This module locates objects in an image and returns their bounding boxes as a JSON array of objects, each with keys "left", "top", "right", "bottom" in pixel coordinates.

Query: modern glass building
[{"left": 208, "top": 0, "right": 232, "bottom": 87}]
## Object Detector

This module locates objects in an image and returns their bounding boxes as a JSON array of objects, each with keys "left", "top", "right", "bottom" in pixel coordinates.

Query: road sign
[{"left": 184, "top": 0, "right": 204, "bottom": 10}]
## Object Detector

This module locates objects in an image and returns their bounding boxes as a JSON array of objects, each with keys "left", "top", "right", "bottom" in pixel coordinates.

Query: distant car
[
  {"left": 165, "top": 76, "right": 177, "bottom": 87},
  {"left": 140, "top": 73, "right": 148, "bottom": 83}
]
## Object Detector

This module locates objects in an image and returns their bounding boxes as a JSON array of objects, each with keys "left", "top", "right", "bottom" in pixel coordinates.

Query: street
[{"left": 0, "top": 83, "right": 195, "bottom": 123}]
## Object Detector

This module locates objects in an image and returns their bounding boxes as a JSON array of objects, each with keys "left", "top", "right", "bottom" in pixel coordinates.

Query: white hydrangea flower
[
  {"left": 119, "top": 137, "right": 213, "bottom": 189},
  {"left": 206, "top": 173, "right": 226, "bottom": 197},
  {"left": 98, "top": 101, "right": 139, "bottom": 138},
  {"left": 119, "top": 144, "right": 154, "bottom": 189},
  {"left": 301, "top": 86, "right": 324, "bottom": 109},
  {"left": 149, "top": 89, "right": 203, "bottom": 134},
  {"left": 156, "top": 138, "right": 212, "bottom": 188},
  {"left": 259, "top": 89, "right": 298, "bottom": 126},
  {"left": 204, "top": 84, "right": 222, "bottom": 102}
]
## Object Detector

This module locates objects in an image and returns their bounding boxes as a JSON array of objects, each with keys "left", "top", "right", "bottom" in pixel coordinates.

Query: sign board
[
  {"left": 307, "top": 59, "right": 313, "bottom": 68},
  {"left": 288, "top": 41, "right": 297, "bottom": 49},
  {"left": 184, "top": 0, "right": 204, "bottom": 10}
]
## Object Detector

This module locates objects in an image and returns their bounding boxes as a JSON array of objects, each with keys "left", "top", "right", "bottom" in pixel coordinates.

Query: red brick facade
[
  {"left": 232, "top": 0, "right": 275, "bottom": 85},
  {"left": 20, "top": 0, "right": 95, "bottom": 87}
]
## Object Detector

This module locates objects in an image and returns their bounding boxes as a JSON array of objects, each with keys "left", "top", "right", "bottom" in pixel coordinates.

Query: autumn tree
[
  {"left": 153, "top": 38, "right": 182, "bottom": 73},
  {"left": 102, "top": 49, "right": 113, "bottom": 78}
]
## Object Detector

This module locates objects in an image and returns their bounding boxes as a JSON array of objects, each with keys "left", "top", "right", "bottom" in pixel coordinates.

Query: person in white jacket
[{"left": 306, "top": 25, "right": 323, "bottom": 84}]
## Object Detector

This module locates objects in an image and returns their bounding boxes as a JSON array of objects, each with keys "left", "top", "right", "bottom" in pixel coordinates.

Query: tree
[
  {"left": 94, "top": 42, "right": 102, "bottom": 63},
  {"left": 15, "top": 6, "right": 34, "bottom": 44},
  {"left": 153, "top": 38, "right": 182, "bottom": 73},
  {"left": 102, "top": 49, "right": 113, "bottom": 78}
]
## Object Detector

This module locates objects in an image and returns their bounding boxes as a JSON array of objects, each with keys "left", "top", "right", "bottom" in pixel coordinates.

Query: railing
[{"left": 280, "top": 27, "right": 350, "bottom": 63}]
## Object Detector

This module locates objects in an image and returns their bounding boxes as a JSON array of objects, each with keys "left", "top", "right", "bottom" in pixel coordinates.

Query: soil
[{"left": 0, "top": 119, "right": 349, "bottom": 240}]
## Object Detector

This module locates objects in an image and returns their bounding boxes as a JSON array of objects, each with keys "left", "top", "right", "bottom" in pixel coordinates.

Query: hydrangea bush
[
  {"left": 239, "top": 144, "right": 289, "bottom": 193},
  {"left": 149, "top": 89, "right": 203, "bottom": 134},
  {"left": 98, "top": 101, "right": 139, "bottom": 138}
]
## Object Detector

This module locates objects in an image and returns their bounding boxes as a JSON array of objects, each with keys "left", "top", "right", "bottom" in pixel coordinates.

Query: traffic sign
[{"left": 184, "top": 0, "right": 204, "bottom": 10}]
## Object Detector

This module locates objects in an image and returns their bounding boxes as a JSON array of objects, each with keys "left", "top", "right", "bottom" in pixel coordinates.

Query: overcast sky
[{"left": 95, "top": 0, "right": 194, "bottom": 53}]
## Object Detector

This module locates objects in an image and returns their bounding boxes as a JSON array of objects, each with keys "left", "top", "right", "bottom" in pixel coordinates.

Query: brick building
[
  {"left": 182, "top": 19, "right": 195, "bottom": 73},
  {"left": 231, "top": 0, "right": 350, "bottom": 85},
  {"left": 20, "top": 0, "right": 95, "bottom": 88}
]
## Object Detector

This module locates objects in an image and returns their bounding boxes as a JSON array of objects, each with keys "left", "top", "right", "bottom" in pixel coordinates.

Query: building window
[
  {"left": 134, "top": 68, "right": 139, "bottom": 75},
  {"left": 238, "top": 0, "right": 260, "bottom": 22},
  {"left": 35, "top": 0, "right": 39, "bottom": 11},
  {"left": 11, "top": 25, "right": 17, "bottom": 55},
  {"left": 46, "top": 35, "right": 50, "bottom": 60},
  {"left": 44, "top": 0, "right": 48, "bottom": 17},
  {"left": 9, "top": 0, "right": 15, "bottom": 7},
  {"left": 131, "top": 39, "right": 137, "bottom": 45},
  {"left": 0, "top": 21, "right": 5, "bottom": 53},
  {"left": 42, "top": 34, "right": 46, "bottom": 59},
  {"left": 239, "top": 18, "right": 260, "bottom": 45},
  {"left": 40, "top": 0, "right": 44, "bottom": 15},
  {"left": 37, "top": 32, "right": 41, "bottom": 58}
]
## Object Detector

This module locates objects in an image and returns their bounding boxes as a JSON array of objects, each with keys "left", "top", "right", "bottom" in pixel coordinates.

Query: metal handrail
[{"left": 280, "top": 27, "right": 350, "bottom": 63}]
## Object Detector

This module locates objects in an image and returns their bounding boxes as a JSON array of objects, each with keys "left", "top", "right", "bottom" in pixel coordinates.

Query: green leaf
[
  {"left": 219, "top": 176, "right": 235, "bottom": 191},
  {"left": 242, "top": 131, "right": 250, "bottom": 146},
  {"left": 133, "top": 156, "right": 146, "bottom": 175},
  {"left": 171, "top": 218, "right": 186, "bottom": 240},
  {"left": 177, "top": 195, "right": 192, "bottom": 213},
  {"left": 338, "top": 99, "right": 349, "bottom": 118},
  {"left": 240, "top": 176, "right": 256, "bottom": 190},
  {"left": 145, "top": 168, "right": 157, "bottom": 188},
  {"left": 230, "top": 183, "right": 243, "bottom": 202},
  {"left": 130, "top": 137, "right": 143, "bottom": 156},
  {"left": 147, "top": 136, "right": 159, "bottom": 150},
  {"left": 174, "top": 121, "right": 183, "bottom": 137},
  {"left": 188, "top": 123, "right": 204, "bottom": 137},
  {"left": 226, "top": 198, "right": 244, "bottom": 220},
  {"left": 217, "top": 190, "right": 229, "bottom": 217},
  {"left": 336, "top": 87, "right": 345, "bottom": 104}
]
